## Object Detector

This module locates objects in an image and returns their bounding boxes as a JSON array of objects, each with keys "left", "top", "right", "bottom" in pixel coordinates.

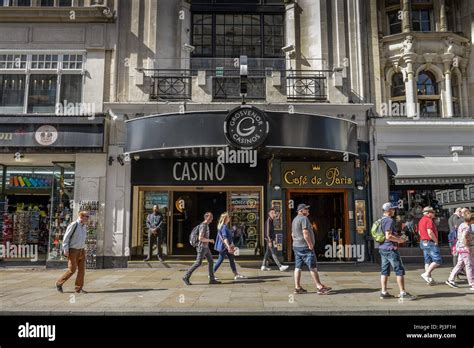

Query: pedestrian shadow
[
  {"left": 247, "top": 275, "right": 291, "bottom": 280},
  {"left": 330, "top": 288, "right": 379, "bottom": 295},
  {"left": 144, "top": 261, "right": 171, "bottom": 269},
  {"left": 84, "top": 288, "right": 167, "bottom": 294},
  {"left": 416, "top": 292, "right": 473, "bottom": 299},
  {"left": 230, "top": 279, "right": 280, "bottom": 285}
]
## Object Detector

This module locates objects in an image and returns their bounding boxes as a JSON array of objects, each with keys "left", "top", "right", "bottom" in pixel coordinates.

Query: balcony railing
[
  {"left": 148, "top": 70, "right": 193, "bottom": 101},
  {"left": 286, "top": 71, "right": 327, "bottom": 101}
]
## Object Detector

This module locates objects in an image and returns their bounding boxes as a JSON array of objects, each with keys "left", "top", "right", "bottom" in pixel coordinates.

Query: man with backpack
[
  {"left": 375, "top": 203, "right": 415, "bottom": 300},
  {"left": 183, "top": 212, "right": 221, "bottom": 285},
  {"left": 55, "top": 211, "right": 89, "bottom": 294}
]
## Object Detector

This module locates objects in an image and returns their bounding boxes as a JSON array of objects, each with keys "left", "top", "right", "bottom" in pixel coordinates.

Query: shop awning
[{"left": 384, "top": 156, "right": 474, "bottom": 185}]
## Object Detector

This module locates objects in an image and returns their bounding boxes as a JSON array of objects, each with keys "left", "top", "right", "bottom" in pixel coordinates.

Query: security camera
[
  {"left": 183, "top": 43, "right": 196, "bottom": 53},
  {"left": 281, "top": 44, "right": 295, "bottom": 53}
]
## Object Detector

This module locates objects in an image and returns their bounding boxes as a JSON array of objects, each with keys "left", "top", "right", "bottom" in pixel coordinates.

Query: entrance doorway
[
  {"left": 287, "top": 190, "right": 349, "bottom": 261},
  {"left": 172, "top": 191, "right": 227, "bottom": 255}
]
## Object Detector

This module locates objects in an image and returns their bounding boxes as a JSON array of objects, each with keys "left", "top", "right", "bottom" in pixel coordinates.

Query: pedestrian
[
  {"left": 378, "top": 203, "right": 415, "bottom": 300},
  {"left": 448, "top": 207, "right": 467, "bottom": 277},
  {"left": 182, "top": 212, "right": 221, "bottom": 286},
  {"left": 291, "top": 204, "right": 331, "bottom": 295},
  {"left": 55, "top": 211, "right": 89, "bottom": 294},
  {"left": 144, "top": 205, "right": 164, "bottom": 261},
  {"left": 213, "top": 212, "right": 247, "bottom": 280},
  {"left": 445, "top": 211, "right": 473, "bottom": 290},
  {"left": 419, "top": 206, "right": 442, "bottom": 285},
  {"left": 261, "top": 208, "right": 289, "bottom": 272}
]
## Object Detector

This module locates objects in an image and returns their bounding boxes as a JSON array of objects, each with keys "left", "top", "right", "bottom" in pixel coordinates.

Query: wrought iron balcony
[
  {"left": 286, "top": 71, "right": 327, "bottom": 101},
  {"left": 148, "top": 70, "right": 193, "bottom": 101}
]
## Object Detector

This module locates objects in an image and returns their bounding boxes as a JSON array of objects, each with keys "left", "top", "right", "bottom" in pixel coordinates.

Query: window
[
  {"left": 391, "top": 73, "right": 405, "bottom": 97},
  {"left": 40, "top": 0, "right": 54, "bottom": 6},
  {"left": 27, "top": 74, "right": 58, "bottom": 113},
  {"left": 417, "top": 72, "right": 437, "bottom": 95},
  {"left": 59, "top": 74, "right": 82, "bottom": 104},
  {"left": 0, "top": 74, "right": 26, "bottom": 113},
  {"left": 0, "top": 53, "right": 84, "bottom": 114},
  {"left": 412, "top": 9, "right": 431, "bottom": 31},
  {"left": 387, "top": 10, "right": 402, "bottom": 35},
  {"left": 192, "top": 13, "right": 284, "bottom": 58}
]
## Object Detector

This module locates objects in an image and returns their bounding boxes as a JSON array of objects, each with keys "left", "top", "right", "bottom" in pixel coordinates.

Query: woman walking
[
  {"left": 213, "top": 212, "right": 247, "bottom": 280},
  {"left": 445, "top": 211, "right": 473, "bottom": 290}
]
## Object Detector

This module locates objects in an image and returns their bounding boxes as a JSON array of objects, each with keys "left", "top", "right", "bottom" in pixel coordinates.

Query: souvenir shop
[{"left": 0, "top": 115, "right": 106, "bottom": 267}]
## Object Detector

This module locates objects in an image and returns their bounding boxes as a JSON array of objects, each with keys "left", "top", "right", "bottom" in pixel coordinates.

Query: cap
[
  {"left": 297, "top": 204, "right": 310, "bottom": 211},
  {"left": 382, "top": 202, "right": 397, "bottom": 211}
]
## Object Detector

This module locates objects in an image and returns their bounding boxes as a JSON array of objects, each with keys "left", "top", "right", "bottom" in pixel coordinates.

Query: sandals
[{"left": 317, "top": 285, "right": 332, "bottom": 295}]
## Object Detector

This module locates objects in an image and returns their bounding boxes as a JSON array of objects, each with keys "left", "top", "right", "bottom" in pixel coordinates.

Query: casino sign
[{"left": 224, "top": 106, "right": 269, "bottom": 149}]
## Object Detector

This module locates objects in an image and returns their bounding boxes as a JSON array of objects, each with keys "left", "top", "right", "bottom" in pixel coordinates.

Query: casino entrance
[
  {"left": 286, "top": 189, "right": 350, "bottom": 262},
  {"left": 132, "top": 186, "right": 264, "bottom": 258}
]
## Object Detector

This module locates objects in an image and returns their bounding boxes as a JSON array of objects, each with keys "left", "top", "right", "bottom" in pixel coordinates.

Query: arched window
[
  {"left": 417, "top": 71, "right": 439, "bottom": 117},
  {"left": 391, "top": 73, "right": 405, "bottom": 97}
]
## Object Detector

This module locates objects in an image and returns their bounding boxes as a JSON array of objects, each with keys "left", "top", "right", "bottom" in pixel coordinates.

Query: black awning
[{"left": 125, "top": 110, "right": 357, "bottom": 158}]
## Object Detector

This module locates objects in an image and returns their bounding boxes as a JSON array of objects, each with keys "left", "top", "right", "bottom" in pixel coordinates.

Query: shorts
[
  {"left": 420, "top": 240, "right": 442, "bottom": 265},
  {"left": 379, "top": 248, "right": 405, "bottom": 276},
  {"left": 293, "top": 246, "right": 317, "bottom": 270}
]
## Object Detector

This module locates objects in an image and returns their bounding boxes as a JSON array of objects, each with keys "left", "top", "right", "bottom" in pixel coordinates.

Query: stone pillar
[
  {"left": 402, "top": 0, "right": 411, "bottom": 33},
  {"left": 439, "top": 0, "right": 448, "bottom": 32},
  {"left": 403, "top": 53, "right": 418, "bottom": 118},
  {"left": 179, "top": 0, "right": 192, "bottom": 71},
  {"left": 284, "top": 1, "right": 297, "bottom": 70},
  {"left": 443, "top": 56, "right": 454, "bottom": 117}
]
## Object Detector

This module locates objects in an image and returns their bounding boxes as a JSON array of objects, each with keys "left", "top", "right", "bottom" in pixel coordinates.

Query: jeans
[
  {"left": 262, "top": 241, "right": 282, "bottom": 268},
  {"left": 147, "top": 229, "right": 162, "bottom": 259},
  {"left": 213, "top": 250, "right": 237, "bottom": 274},
  {"left": 449, "top": 253, "right": 473, "bottom": 286},
  {"left": 379, "top": 248, "right": 405, "bottom": 276},
  {"left": 293, "top": 246, "right": 317, "bottom": 270},
  {"left": 185, "top": 247, "right": 215, "bottom": 280},
  {"left": 420, "top": 240, "right": 442, "bottom": 265}
]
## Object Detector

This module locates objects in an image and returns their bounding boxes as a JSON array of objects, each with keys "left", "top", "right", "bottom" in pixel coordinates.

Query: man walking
[
  {"left": 419, "top": 206, "right": 442, "bottom": 285},
  {"left": 145, "top": 205, "right": 164, "bottom": 261},
  {"left": 261, "top": 208, "right": 289, "bottom": 272},
  {"left": 291, "top": 204, "right": 331, "bottom": 295},
  {"left": 183, "top": 212, "right": 221, "bottom": 285},
  {"left": 378, "top": 203, "right": 415, "bottom": 300},
  {"left": 56, "top": 211, "right": 89, "bottom": 294}
]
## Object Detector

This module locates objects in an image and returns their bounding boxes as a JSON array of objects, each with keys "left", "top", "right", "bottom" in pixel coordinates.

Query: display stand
[{"left": 80, "top": 200, "right": 99, "bottom": 269}]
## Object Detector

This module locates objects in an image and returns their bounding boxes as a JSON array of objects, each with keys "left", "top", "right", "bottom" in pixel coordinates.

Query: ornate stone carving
[{"left": 401, "top": 35, "right": 414, "bottom": 55}]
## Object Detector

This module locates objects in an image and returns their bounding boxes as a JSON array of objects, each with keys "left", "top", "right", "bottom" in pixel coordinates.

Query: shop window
[
  {"left": 192, "top": 13, "right": 284, "bottom": 58},
  {"left": 62, "top": 54, "right": 83, "bottom": 70},
  {"left": 141, "top": 192, "right": 169, "bottom": 257},
  {"left": 27, "top": 74, "right": 58, "bottom": 113},
  {"left": 0, "top": 74, "right": 26, "bottom": 113},
  {"left": 228, "top": 191, "right": 261, "bottom": 255},
  {"left": 40, "top": 0, "right": 54, "bottom": 6}
]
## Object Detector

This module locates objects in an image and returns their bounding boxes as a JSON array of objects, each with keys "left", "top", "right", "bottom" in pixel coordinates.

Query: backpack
[
  {"left": 370, "top": 218, "right": 386, "bottom": 243},
  {"left": 189, "top": 224, "right": 202, "bottom": 247},
  {"left": 448, "top": 229, "right": 457, "bottom": 247}
]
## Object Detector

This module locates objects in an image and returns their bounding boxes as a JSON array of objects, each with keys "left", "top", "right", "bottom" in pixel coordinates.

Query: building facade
[
  {"left": 106, "top": 0, "right": 374, "bottom": 265},
  {"left": 0, "top": 0, "right": 116, "bottom": 267},
  {"left": 368, "top": 0, "right": 474, "bottom": 247}
]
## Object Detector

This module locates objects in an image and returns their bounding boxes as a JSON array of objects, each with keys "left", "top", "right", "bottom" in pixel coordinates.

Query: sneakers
[
  {"left": 260, "top": 266, "right": 271, "bottom": 271},
  {"left": 209, "top": 278, "right": 221, "bottom": 285},
  {"left": 470, "top": 286, "right": 474, "bottom": 291},
  {"left": 279, "top": 265, "right": 289, "bottom": 272},
  {"left": 445, "top": 280, "right": 459, "bottom": 288},
  {"left": 56, "top": 284, "right": 63, "bottom": 293},
  {"left": 75, "top": 289, "right": 88, "bottom": 294},
  {"left": 208, "top": 275, "right": 219, "bottom": 281},
  {"left": 399, "top": 292, "right": 416, "bottom": 301},
  {"left": 234, "top": 274, "right": 247, "bottom": 280},
  {"left": 182, "top": 277, "right": 192, "bottom": 286},
  {"left": 293, "top": 287, "right": 308, "bottom": 294},
  {"left": 380, "top": 292, "right": 394, "bottom": 300},
  {"left": 421, "top": 272, "right": 434, "bottom": 285}
]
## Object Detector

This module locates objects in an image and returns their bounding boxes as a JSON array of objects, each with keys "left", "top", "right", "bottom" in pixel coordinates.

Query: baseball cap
[
  {"left": 297, "top": 204, "right": 310, "bottom": 211},
  {"left": 382, "top": 202, "right": 397, "bottom": 211}
]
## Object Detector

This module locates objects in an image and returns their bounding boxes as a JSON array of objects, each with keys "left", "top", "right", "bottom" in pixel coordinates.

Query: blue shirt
[
  {"left": 378, "top": 216, "right": 398, "bottom": 250},
  {"left": 215, "top": 225, "right": 232, "bottom": 252}
]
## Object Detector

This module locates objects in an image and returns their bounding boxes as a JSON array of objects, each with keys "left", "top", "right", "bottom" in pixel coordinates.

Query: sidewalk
[{"left": 1, "top": 263, "right": 473, "bottom": 316}]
